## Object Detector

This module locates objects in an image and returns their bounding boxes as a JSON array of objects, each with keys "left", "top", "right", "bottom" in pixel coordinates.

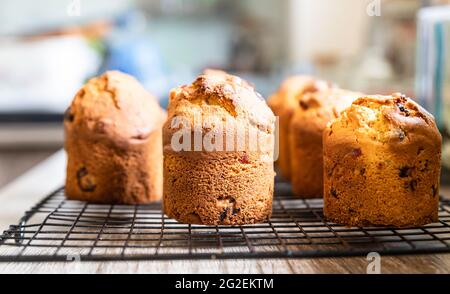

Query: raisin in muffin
[
  {"left": 65, "top": 71, "right": 166, "bottom": 204},
  {"left": 323, "top": 93, "right": 442, "bottom": 227},
  {"left": 163, "top": 71, "right": 276, "bottom": 225},
  {"left": 290, "top": 89, "right": 361, "bottom": 198},
  {"left": 268, "top": 76, "right": 332, "bottom": 180}
]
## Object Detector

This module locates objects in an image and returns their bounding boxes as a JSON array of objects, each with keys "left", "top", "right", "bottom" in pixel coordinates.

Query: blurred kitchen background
[{"left": 1, "top": 0, "right": 450, "bottom": 188}]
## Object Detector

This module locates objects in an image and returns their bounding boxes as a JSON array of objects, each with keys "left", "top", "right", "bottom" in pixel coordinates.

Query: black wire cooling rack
[{"left": 1, "top": 181, "right": 450, "bottom": 262}]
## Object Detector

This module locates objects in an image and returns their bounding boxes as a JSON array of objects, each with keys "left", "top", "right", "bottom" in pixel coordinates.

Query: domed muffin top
[
  {"left": 327, "top": 93, "right": 441, "bottom": 144},
  {"left": 296, "top": 88, "right": 361, "bottom": 117},
  {"left": 65, "top": 71, "right": 165, "bottom": 142},
  {"left": 268, "top": 75, "right": 333, "bottom": 111},
  {"left": 168, "top": 71, "right": 275, "bottom": 133}
]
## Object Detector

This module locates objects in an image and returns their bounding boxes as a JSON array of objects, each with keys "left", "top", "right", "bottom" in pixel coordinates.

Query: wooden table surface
[{"left": 0, "top": 150, "right": 449, "bottom": 274}]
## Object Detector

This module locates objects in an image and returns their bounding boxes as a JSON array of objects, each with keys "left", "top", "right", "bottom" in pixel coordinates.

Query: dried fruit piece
[
  {"left": 64, "top": 108, "right": 74, "bottom": 122},
  {"left": 76, "top": 167, "right": 96, "bottom": 192},
  {"left": 299, "top": 100, "right": 309, "bottom": 110},
  {"left": 232, "top": 208, "right": 241, "bottom": 215},
  {"left": 399, "top": 166, "right": 412, "bottom": 178},
  {"left": 396, "top": 99, "right": 410, "bottom": 117},
  {"left": 330, "top": 188, "right": 338, "bottom": 198},
  {"left": 238, "top": 153, "right": 250, "bottom": 164},
  {"left": 351, "top": 148, "right": 362, "bottom": 157},
  {"left": 219, "top": 208, "right": 229, "bottom": 221}
]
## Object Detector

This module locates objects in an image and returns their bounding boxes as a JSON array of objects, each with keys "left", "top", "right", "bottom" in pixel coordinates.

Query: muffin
[
  {"left": 290, "top": 89, "right": 361, "bottom": 198},
  {"left": 268, "top": 76, "right": 332, "bottom": 180},
  {"left": 65, "top": 71, "right": 166, "bottom": 204},
  {"left": 163, "top": 71, "right": 276, "bottom": 225},
  {"left": 323, "top": 93, "right": 442, "bottom": 227}
]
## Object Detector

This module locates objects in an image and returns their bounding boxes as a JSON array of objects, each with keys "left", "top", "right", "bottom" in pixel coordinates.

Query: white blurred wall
[{"left": 286, "top": 0, "right": 371, "bottom": 62}]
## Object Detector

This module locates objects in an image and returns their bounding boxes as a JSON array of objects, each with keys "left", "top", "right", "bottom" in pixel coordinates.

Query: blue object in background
[
  {"left": 434, "top": 22, "right": 444, "bottom": 128},
  {"left": 416, "top": 6, "right": 450, "bottom": 130},
  {"left": 104, "top": 10, "right": 170, "bottom": 108}
]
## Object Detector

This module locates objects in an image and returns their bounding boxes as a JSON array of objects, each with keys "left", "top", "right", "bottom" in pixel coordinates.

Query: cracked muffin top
[
  {"left": 268, "top": 75, "right": 333, "bottom": 113},
  {"left": 297, "top": 88, "right": 360, "bottom": 114},
  {"left": 293, "top": 88, "right": 362, "bottom": 129},
  {"left": 326, "top": 93, "right": 441, "bottom": 145},
  {"left": 65, "top": 71, "right": 165, "bottom": 142},
  {"left": 167, "top": 71, "right": 275, "bottom": 134}
]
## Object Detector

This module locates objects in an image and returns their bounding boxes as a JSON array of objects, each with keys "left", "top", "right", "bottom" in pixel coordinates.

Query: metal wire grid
[{"left": 0, "top": 183, "right": 450, "bottom": 262}]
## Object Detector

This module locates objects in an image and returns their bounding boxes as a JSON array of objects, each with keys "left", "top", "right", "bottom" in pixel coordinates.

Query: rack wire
[{"left": 1, "top": 182, "right": 450, "bottom": 262}]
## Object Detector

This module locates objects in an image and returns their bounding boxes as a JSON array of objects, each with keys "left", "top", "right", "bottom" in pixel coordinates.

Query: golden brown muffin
[
  {"left": 268, "top": 76, "right": 332, "bottom": 180},
  {"left": 163, "top": 71, "right": 276, "bottom": 225},
  {"left": 290, "top": 89, "right": 361, "bottom": 198},
  {"left": 64, "top": 71, "right": 166, "bottom": 204},
  {"left": 323, "top": 93, "right": 442, "bottom": 227}
]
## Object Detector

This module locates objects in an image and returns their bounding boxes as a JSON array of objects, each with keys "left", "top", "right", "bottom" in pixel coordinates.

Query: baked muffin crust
[
  {"left": 65, "top": 71, "right": 166, "bottom": 204},
  {"left": 163, "top": 71, "right": 275, "bottom": 225},
  {"left": 268, "top": 76, "right": 332, "bottom": 180},
  {"left": 290, "top": 89, "right": 361, "bottom": 197},
  {"left": 323, "top": 93, "right": 442, "bottom": 227}
]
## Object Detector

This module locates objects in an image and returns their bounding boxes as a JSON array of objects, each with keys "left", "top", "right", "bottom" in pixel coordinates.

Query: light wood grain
[
  {"left": 0, "top": 150, "right": 450, "bottom": 274},
  {"left": 1, "top": 255, "right": 449, "bottom": 274}
]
